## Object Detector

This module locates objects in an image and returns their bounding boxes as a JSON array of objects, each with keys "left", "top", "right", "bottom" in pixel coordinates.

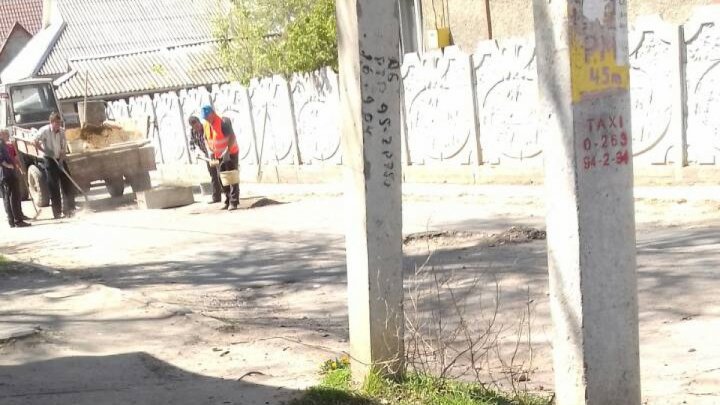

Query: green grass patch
[
  {"left": 0, "top": 255, "right": 21, "bottom": 275},
  {"left": 292, "top": 358, "right": 551, "bottom": 405}
]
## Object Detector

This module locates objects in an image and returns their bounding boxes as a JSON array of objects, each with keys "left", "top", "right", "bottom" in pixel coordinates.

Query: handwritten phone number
[{"left": 360, "top": 49, "right": 400, "bottom": 187}]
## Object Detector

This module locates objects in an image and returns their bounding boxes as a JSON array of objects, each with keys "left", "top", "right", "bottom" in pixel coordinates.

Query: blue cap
[{"left": 201, "top": 105, "right": 214, "bottom": 119}]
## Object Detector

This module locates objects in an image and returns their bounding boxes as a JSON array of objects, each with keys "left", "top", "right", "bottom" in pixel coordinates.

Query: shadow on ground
[
  {"left": 3, "top": 222, "right": 720, "bottom": 328},
  {"left": 0, "top": 352, "right": 306, "bottom": 405},
  {"left": 2, "top": 220, "right": 720, "bottom": 403}
]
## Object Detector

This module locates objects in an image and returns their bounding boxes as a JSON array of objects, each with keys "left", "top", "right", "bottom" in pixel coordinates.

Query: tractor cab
[{"left": 0, "top": 78, "right": 79, "bottom": 131}]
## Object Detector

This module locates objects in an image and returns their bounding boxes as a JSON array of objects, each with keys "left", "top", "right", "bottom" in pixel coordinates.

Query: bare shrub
[{"left": 403, "top": 249, "right": 538, "bottom": 396}]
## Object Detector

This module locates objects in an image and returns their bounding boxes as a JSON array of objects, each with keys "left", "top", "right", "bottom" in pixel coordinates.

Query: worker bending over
[{"left": 188, "top": 115, "right": 222, "bottom": 204}]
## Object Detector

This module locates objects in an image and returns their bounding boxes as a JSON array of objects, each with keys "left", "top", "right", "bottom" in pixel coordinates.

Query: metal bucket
[
  {"left": 219, "top": 170, "right": 239, "bottom": 185},
  {"left": 199, "top": 182, "right": 214, "bottom": 196},
  {"left": 68, "top": 139, "right": 87, "bottom": 153}
]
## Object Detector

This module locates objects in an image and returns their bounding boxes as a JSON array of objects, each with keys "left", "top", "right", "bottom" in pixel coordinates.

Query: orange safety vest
[{"left": 203, "top": 116, "right": 239, "bottom": 158}]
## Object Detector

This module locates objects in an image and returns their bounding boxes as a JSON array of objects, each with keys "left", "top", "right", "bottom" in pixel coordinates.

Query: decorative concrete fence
[
  {"left": 106, "top": 8, "right": 720, "bottom": 184},
  {"left": 685, "top": 8, "right": 720, "bottom": 166},
  {"left": 107, "top": 67, "right": 342, "bottom": 171},
  {"left": 472, "top": 39, "right": 541, "bottom": 167},
  {"left": 402, "top": 48, "right": 479, "bottom": 165}
]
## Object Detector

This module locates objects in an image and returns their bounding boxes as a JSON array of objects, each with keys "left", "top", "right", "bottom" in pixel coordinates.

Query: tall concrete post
[
  {"left": 336, "top": 0, "right": 404, "bottom": 380},
  {"left": 532, "top": 1, "right": 641, "bottom": 404}
]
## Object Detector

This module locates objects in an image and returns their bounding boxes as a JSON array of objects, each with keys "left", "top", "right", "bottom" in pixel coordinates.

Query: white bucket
[{"left": 219, "top": 170, "right": 239, "bottom": 185}]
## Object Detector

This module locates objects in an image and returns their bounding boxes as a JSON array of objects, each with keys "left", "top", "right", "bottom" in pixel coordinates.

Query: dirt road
[{"left": 1, "top": 184, "right": 719, "bottom": 404}]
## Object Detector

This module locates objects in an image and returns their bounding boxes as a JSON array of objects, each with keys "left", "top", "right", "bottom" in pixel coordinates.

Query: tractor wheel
[
  {"left": 105, "top": 176, "right": 125, "bottom": 198},
  {"left": 27, "top": 165, "right": 50, "bottom": 207}
]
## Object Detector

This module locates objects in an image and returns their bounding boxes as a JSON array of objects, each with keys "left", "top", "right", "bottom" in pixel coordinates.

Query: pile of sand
[{"left": 66, "top": 122, "right": 144, "bottom": 150}]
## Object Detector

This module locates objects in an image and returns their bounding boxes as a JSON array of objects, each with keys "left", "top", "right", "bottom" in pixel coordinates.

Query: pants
[
  {"left": 1, "top": 172, "right": 24, "bottom": 226},
  {"left": 219, "top": 153, "right": 239, "bottom": 206},
  {"left": 45, "top": 158, "right": 76, "bottom": 218},
  {"left": 206, "top": 162, "right": 222, "bottom": 203}
]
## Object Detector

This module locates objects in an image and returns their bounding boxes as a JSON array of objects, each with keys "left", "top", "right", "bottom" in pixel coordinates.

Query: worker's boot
[{"left": 14, "top": 221, "right": 30, "bottom": 228}]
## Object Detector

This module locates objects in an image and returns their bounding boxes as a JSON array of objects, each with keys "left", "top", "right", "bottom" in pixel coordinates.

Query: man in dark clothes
[
  {"left": 201, "top": 105, "right": 240, "bottom": 211},
  {"left": 188, "top": 115, "right": 222, "bottom": 204},
  {"left": 0, "top": 129, "right": 30, "bottom": 228}
]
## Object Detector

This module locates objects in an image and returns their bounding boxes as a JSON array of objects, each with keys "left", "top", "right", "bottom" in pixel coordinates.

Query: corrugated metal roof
[
  {"left": 0, "top": 0, "right": 43, "bottom": 40},
  {"left": 55, "top": 41, "right": 230, "bottom": 100},
  {"left": 39, "top": 0, "right": 224, "bottom": 76}
]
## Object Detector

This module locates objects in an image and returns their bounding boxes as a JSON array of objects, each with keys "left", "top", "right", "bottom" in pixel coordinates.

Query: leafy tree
[{"left": 214, "top": 0, "right": 338, "bottom": 85}]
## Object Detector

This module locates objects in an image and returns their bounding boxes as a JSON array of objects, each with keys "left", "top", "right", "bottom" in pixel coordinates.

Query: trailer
[
  {"left": 13, "top": 130, "right": 155, "bottom": 206},
  {"left": 1, "top": 78, "right": 156, "bottom": 207}
]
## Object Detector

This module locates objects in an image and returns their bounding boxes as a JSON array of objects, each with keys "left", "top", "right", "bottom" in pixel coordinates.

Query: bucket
[
  {"left": 68, "top": 139, "right": 86, "bottom": 153},
  {"left": 219, "top": 170, "right": 239, "bottom": 185},
  {"left": 199, "top": 182, "right": 214, "bottom": 195}
]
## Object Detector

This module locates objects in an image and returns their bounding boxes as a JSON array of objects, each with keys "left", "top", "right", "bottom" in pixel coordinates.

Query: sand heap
[{"left": 66, "top": 121, "right": 144, "bottom": 151}]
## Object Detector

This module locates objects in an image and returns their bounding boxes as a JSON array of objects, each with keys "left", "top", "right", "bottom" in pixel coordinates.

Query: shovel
[
  {"left": 50, "top": 157, "right": 91, "bottom": 212},
  {"left": 195, "top": 154, "right": 221, "bottom": 168}
]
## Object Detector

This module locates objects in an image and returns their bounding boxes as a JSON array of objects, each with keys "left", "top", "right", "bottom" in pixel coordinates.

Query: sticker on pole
[{"left": 570, "top": 0, "right": 630, "bottom": 103}]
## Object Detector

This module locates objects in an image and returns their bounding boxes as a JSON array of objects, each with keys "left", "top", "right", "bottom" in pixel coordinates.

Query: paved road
[{"left": 1, "top": 184, "right": 719, "bottom": 404}]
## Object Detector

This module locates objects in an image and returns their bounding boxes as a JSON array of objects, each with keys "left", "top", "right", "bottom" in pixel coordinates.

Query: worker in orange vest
[{"left": 201, "top": 105, "right": 240, "bottom": 211}]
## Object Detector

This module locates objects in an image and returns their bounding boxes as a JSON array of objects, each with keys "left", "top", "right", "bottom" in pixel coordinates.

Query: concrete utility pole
[
  {"left": 335, "top": 0, "right": 405, "bottom": 380},
  {"left": 532, "top": 1, "right": 641, "bottom": 404}
]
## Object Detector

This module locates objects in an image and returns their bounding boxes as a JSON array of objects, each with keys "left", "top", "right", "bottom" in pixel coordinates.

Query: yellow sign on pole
[
  {"left": 570, "top": 39, "right": 630, "bottom": 103},
  {"left": 569, "top": 1, "right": 630, "bottom": 103}
]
